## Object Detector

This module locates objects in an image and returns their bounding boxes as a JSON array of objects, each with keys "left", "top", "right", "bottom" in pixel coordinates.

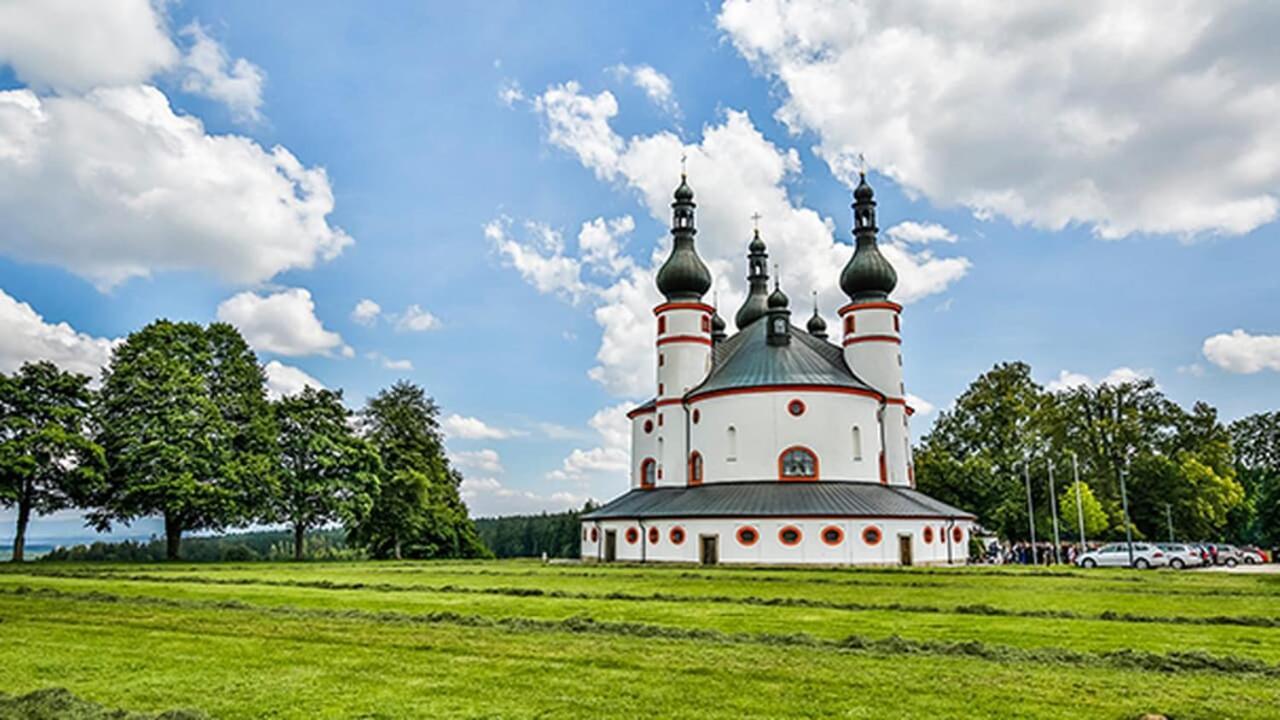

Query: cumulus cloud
[
  {"left": 178, "top": 22, "right": 266, "bottom": 123},
  {"left": 485, "top": 218, "right": 591, "bottom": 304},
  {"left": 498, "top": 79, "right": 525, "bottom": 107},
  {"left": 350, "top": 299, "right": 382, "bottom": 326},
  {"left": 0, "top": 86, "right": 351, "bottom": 288},
  {"left": 886, "top": 221, "right": 957, "bottom": 245},
  {"left": 718, "top": 1, "right": 1280, "bottom": 239},
  {"left": 451, "top": 449, "right": 504, "bottom": 474},
  {"left": 393, "top": 304, "right": 442, "bottom": 332},
  {"left": 905, "top": 393, "right": 935, "bottom": 417},
  {"left": 1203, "top": 329, "right": 1280, "bottom": 374},
  {"left": 0, "top": 288, "right": 118, "bottom": 379},
  {"left": 1045, "top": 366, "right": 1153, "bottom": 392},
  {"left": 442, "top": 414, "right": 520, "bottom": 440},
  {"left": 547, "top": 403, "right": 632, "bottom": 487},
  {"left": 610, "top": 64, "right": 679, "bottom": 115},
  {"left": 216, "top": 288, "right": 349, "bottom": 358},
  {"left": 263, "top": 360, "right": 323, "bottom": 399}
]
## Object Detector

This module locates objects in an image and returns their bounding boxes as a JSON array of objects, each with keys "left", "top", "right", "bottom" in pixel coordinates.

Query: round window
[
  {"left": 953, "top": 527, "right": 964, "bottom": 544},
  {"left": 787, "top": 399, "right": 806, "bottom": 417},
  {"left": 736, "top": 526, "right": 759, "bottom": 546},
  {"left": 862, "top": 526, "right": 882, "bottom": 546},
  {"left": 644, "top": 419, "right": 653, "bottom": 434},
  {"left": 648, "top": 527, "right": 659, "bottom": 544},
  {"left": 590, "top": 528, "right": 599, "bottom": 542},
  {"left": 922, "top": 526, "right": 934, "bottom": 544},
  {"left": 821, "top": 526, "right": 844, "bottom": 546},
  {"left": 779, "top": 525, "right": 802, "bottom": 546},
  {"left": 669, "top": 527, "right": 686, "bottom": 545},
  {"left": 625, "top": 527, "right": 639, "bottom": 544}
]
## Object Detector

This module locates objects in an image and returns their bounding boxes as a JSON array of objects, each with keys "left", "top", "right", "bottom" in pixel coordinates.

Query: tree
[
  {"left": 94, "top": 321, "right": 276, "bottom": 560},
  {"left": 0, "top": 362, "right": 104, "bottom": 562},
  {"left": 349, "top": 381, "right": 488, "bottom": 559},
  {"left": 270, "top": 387, "right": 380, "bottom": 560},
  {"left": 1229, "top": 412, "right": 1280, "bottom": 545},
  {"left": 1058, "top": 481, "right": 1109, "bottom": 540}
]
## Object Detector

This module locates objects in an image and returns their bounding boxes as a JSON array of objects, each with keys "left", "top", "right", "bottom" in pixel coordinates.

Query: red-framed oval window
[
  {"left": 821, "top": 525, "right": 844, "bottom": 546},
  {"left": 922, "top": 526, "right": 934, "bottom": 544},
  {"left": 590, "top": 527, "right": 599, "bottom": 542},
  {"left": 787, "top": 399, "right": 806, "bottom": 417},
  {"left": 952, "top": 526, "right": 964, "bottom": 544},
  {"left": 669, "top": 526, "right": 686, "bottom": 545},
  {"left": 625, "top": 527, "right": 640, "bottom": 544},
  {"left": 648, "top": 527, "right": 660, "bottom": 544},
  {"left": 644, "top": 419, "right": 654, "bottom": 434},
  {"left": 736, "top": 526, "right": 759, "bottom": 547},
  {"left": 861, "top": 526, "right": 882, "bottom": 546},
  {"left": 692, "top": 409, "right": 701, "bottom": 424},
  {"left": 778, "top": 525, "right": 802, "bottom": 546}
]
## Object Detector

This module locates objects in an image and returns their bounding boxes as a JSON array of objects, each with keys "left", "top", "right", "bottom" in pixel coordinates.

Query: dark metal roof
[
  {"left": 694, "top": 318, "right": 879, "bottom": 398},
  {"left": 582, "top": 481, "right": 975, "bottom": 520}
]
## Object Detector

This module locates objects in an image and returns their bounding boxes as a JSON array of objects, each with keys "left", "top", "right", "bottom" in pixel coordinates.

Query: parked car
[
  {"left": 1240, "top": 547, "right": 1266, "bottom": 564},
  {"left": 1206, "top": 544, "right": 1244, "bottom": 567},
  {"left": 1156, "top": 543, "right": 1204, "bottom": 569},
  {"left": 1076, "top": 543, "right": 1168, "bottom": 569}
]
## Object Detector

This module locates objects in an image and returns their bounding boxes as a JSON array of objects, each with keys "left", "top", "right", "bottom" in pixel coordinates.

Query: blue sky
[{"left": 2, "top": 1, "right": 1279, "bottom": 541}]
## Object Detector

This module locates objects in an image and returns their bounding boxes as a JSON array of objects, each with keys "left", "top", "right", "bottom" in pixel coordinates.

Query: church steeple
[
  {"left": 656, "top": 173, "right": 712, "bottom": 301},
  {"left": 765, "top": 274, "right": 791, "bottom": 346},
  {"left": 806, "top": 292, "right": 828, "bottom": 340},
  {"left": 840, "top": 172, "right": 898, "bottom": 302},
  {"left": 734, "top": 222, "right": 771, "bottom": 329}
]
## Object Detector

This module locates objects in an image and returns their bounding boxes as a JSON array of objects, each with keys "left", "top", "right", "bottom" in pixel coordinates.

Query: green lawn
[{"left": 1, "top": 561, "right": 1277, "bottom": 719}]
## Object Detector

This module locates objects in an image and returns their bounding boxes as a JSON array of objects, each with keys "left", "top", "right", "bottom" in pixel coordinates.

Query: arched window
[
  {"left": 657, "top": 316, "right": 666, "bottom": 334},
  {"left": 640, "top": 458, "right": 656, "bottom": 489},
  {"left": 726, "top": 426, "right": 737, "bottom": 461},
  {"left": 844, "top": 315, "right": 856, "bottom": 335},
  {"left": 688, "top": 451, "right": 703, "bottom": 486},
  {"left": 701, "top": 315, "right": 710, "bottom": 332},
  {"left": 778, "top": 446, "right": 818, "bottom": 481},
  {"left": 851, "top": 426, "right": 863, "bottom": 461}
]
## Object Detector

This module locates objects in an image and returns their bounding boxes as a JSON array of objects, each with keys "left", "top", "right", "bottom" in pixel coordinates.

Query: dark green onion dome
[
  {"left": 656, "top": 174, "right": 712, "bottom": 301},
  {"left": 734, "top": 228, "right": 771, "bottom": 329},
  {"left": 807, "top": 307, "right": 828, "bottom": 339},
  {"left": 767, "top": 283, "right": 789, "bottom": 309},
  {"left": 711, "top": 308, "right": 728, "bottom": 344},
  {"left": 748, "top": 228, "right": 767, "bottom": 254},
  {"left": 840, "top": 172, "right": 898, "bottom": 302}
]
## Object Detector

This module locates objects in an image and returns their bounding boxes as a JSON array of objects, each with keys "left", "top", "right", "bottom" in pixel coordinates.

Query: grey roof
[
  {"left": 582, "top": 481, "right": 975, "bottom": 520},
  {"left": 693, "top": 317, "right": 879, "bottom": 398}
]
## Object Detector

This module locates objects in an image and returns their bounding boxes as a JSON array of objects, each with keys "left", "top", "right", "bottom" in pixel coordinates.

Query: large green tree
[
  {"left": 93, "top": 321, "right": 276, "bottom": 560},
  {"left": 1230, "top": 411, "right": 1280, "bottom": 545},
  {"left": 270, "top": 387, "right": 380, "bottom": 560},
  {"left": 1058, "top": 481, "right": 1109, "bottom": 541},
  {"left": 0, "top": 362, "right": 104, "bottom": 562},
  {"left": 349, "top": 381, "right": 487, "bottom": 559}
]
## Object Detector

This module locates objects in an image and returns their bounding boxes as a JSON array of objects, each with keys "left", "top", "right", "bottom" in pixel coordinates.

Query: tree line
[
  {"left": 0, "top": 319, "right": 488, "bottom": 562},
  {"left": 915, "top": 362, "right": 1280, "bottom": 547},
  {"left": 474, "top": 503, "right": 597, "bottom": 559}
]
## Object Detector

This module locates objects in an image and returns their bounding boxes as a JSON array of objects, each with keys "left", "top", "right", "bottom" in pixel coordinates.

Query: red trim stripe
[
  {"left": 654, "top": 302, "right": 715, "bottom": 315},
  {"left": 688, "top": 383, "right": 885, "bottom": 404},
  {"left": 626, "top": 405, "right": 657, "bottom": 419},
  {"left": 657, "top": 334, "right": 712, "bottom": 347},
  {"left": 838, "top": 301, "right": 903, "bottom": 315},
  {"left": 843, "top": 334, "right": 901, "bottom": 347}
]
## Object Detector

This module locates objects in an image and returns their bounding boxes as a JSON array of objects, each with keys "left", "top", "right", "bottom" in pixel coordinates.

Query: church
[{"left": 581, "top": 171, "right": 975, "bottom": 566}]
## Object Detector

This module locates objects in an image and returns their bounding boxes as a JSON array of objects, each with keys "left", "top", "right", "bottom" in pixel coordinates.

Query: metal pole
[
  {"left": 1120, "top": 455, "right": 1135, "bottom": 567},
  {"left": 1165, "top": 503, "right": 1175, "bottom": 543},
  {"left": 1023, "top": 461, "right": 1037, "bottom": 564},
  {"left": 1072, "top": 452, "right": 1086, "bottom": 550},
  {"left": 1048, "top": 457, "right": 1061, "bottom": 564}
]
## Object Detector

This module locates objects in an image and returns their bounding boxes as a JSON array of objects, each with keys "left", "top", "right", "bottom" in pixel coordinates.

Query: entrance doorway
[
  {"left": 604, "top": 530, "right": 617, "bottom": 562},
  {"left": 898, "top": 534, "right": 914, "bottom": 566},
  {"left": 699, "top": 535, "right": 718, "bottom": 565}
]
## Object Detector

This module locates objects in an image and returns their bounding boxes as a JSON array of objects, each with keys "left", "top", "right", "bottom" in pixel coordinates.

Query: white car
[
  {"left": 1155, "top": 543, "right": 1204, "bottom": 569},
  {"left": 1076, "top": 543, "right": 1168, "bottom": 569}
]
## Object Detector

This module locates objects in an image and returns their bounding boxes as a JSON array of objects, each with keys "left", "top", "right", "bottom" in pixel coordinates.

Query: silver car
[
  {"left": 1076, "top": 542, "right": 1169, "bottom": 569},
  {"left": 1155, "top": 543, "right": 1204, "bottom": 569}
]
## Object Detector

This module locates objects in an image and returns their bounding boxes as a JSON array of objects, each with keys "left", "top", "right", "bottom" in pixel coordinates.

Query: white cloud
[
  {"left": 905, "top": 393, "right": 935, "bottom": 416},
  {"left": 216, "top": 288, "right": 348, "bottom": 358},
  {"left": 886, "top": 221, "right": 957, "bottom": 245},
  {"left": 611, "top": 64, "right": 679, "bottom": 115},
  {"left": 547, "top": 403, "right": 631, "bottom": 485},
  {"left": 365, "top": 351, "right": 413, "bottom": 371},
  {"left": 1203, "top": 329, "right": 1280, "bottom": 374},
  {"left": 178, "top": 22, "right": 265, "bottom": 123},
  {"left": 718, "top": 1, "right": 1280, "bottom": 239},
  {"left": 264, "top": 360, "right": 323, "bottom": 399},
  {"left": 1046, "top": 366, "right": 1153, "bottom": 392},
  {"left": 460, "top": 476, "right": 586, "bottom": 517},
  {"left": 0, "top": 288, "right": 118, "bottom": 379},
  {"left": 498, "top": 79, "right": 525, "bottom": 107},
  {"left": 351, "top": 299, "right": 382, "bottom": 326},
  {"left": 578, "top": 215, "right": 636, "bottom": 277},
  {"left": 0, "top": 86, "right": 351, "bottom": 288},
  {"left": 451, "top": 449, "right": 504, "bottom": 474},
  {"left": 0, "top": 0, "right": 177, "bottom": 92},
  {"left": 393, "top": 304, "right": 442, "bottom": 332},
  {"left": 442, "top": 414, "right": 519, "bottom": 440},
  {"left": 485, "top": 218, "right": 591, "bottom": 304}
]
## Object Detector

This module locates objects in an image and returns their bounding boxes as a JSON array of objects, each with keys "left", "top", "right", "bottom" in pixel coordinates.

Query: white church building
[{"left": 581, "top": 172, "right": 974, "bottom": 566}]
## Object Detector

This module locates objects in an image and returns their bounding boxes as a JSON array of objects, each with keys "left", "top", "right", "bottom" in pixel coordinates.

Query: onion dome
[
  {"left": 840, "top": 172, "right": 898, "bottom": 302},
  {"left": 806, "top": 294, "right": 828, "bottom": 340},
  {"left": 734, "top": 228, "right": 771, "bottom": 329},
  {"left": 656, "top": 174, "right": 712, "bottom": 301},
  {"left": 748, "top": 228, "right": 767, "bottom": 254},
  {"left": 711, "top": 308, "right": 727, "bottom": 344},
  {"left": 765, "top": 277, "right": 791, "bottom": 346},
  {"left": 767, "top": 284, "right": 789, "bottom": 309}
]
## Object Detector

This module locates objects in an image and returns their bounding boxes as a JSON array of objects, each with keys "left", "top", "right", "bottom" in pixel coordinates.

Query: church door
[
  {"left": 604, "top": 530, "right": 617, "bottom": 562},
  {"left": 699, "top": 535, "right": 718, "bottom": 565},
  {"left": 898, "top": 534, "right": 913, "bottom": 567}
]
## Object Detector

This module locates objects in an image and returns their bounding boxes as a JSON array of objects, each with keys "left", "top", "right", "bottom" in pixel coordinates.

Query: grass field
[{"left": 1, "top": 561, "right": 1278, "bottom": 719}]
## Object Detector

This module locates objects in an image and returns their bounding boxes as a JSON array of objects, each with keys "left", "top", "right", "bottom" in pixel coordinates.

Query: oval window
[
  {"left": 648, "top": 527, "right": 659, "bottom": 544},
  {"left": 779, "top": 525, "right": 802, "bottom": 546},
  {"left": 821, "top": 526, "right": 844, "bottom": 546},
  {"left": 625, "top": 527, "right": 639, "bottom": 544},
  {"left": 736, "top": 526, "right": 759, "bottom": 547},
  {"left": 590, "top": 528, "right": 599, "bottom": 542},
  {"left": 692, "top": 409, "right": 701, "bottom": 424},
  {"left": 644, "top": 419, "right": 653, "bottom": 434},
  {"left": 953, "top": 527, "right": 964, "bottom": 544},
  {"left": 669, "top": 527, "right": 686, "bottom": 545},
  {"left": 862, "top": 526, "right": 882, "bottom": 546},
  {"left": 922, "top": 526, "right": 934, "bottom": 544},
  {"left": 787, "top": 399, "right": 806, "bottom": 417}
]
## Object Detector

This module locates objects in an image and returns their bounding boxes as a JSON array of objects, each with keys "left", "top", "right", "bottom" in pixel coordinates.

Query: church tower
[
  {"left": 734, "top": 227, "right": 770, "bottom": 329},
  {"left": 653, "top": 173, "right": 712, "bottom": 486},
  {"left": 838, "top": 173, "right": 913, "bottom": 486}
]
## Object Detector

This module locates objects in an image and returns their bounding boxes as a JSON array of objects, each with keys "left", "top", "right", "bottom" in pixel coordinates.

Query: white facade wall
[
  {"left": 580, "top": 517, "right": 973, "bottom": 566},
  {"left": 652, "top": 304, "right": 712, "bottom": 488},
  {"left": 841, "top": 303, "right": 912, "bottom": 486}
]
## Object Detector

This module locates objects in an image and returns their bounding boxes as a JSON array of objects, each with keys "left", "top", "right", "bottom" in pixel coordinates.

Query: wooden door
[
  {"left": 699, "top": 535, "right": 718, "bottom": 565},
  {"left": 898, "top": 534, "right": 913, "bottom": 567},
  {"left": 604, "top": 530, "right": 617, "bottom": 562}
]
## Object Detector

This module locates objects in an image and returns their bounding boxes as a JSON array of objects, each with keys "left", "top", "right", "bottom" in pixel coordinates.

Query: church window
[
  {"left": 778, "top": 525, "right": 802, "bottom": 546},
  {"left": 787, "top": 399, "right": 806, "bottom": 417},
  {"left": 648, "top": 527, "right": 660, "bottom": 544},
  {"left": 658, "top": 316, "right": 666, "bottom": 334},
  {"left": 779, "top": 446, "right": 818, "bottom": 480},
  {"left": 688, "top": 451, "right": 703, "bottom": 485},
  {"left": 692, "top": 409, "right": 701, "bottom": 424},
  {"left": 659, "top": 383, "right": 664, "bottom": 395},
  {"left": 736, "top": 526, "right": 759, "bottom": 546},
  {"left": 582, "top": 527, "right": 587, "bottom": 541},
  {"left": 640, "top": 458, "right": 656, "bottom": 489},
  {"left": 658, "top": 413, "right": 664, "bottom": 427},
  {"left": 953, "top": 527, "right": 964, "bottom": 544},
  {"left": 701, "top": 315, "right": 710, "bottom": 332},
  {"left": 772, "top": 317, "right": 787, "bottom": 334},
  {"left": 591, "top": 527, "right": 599, "bottom": 542},
  {"left": 923, "top": 526, "right": 934, "bottom": 544},
  {"left": 659, "top": 354, "right": 665, "bottom": 367},
  {"left": 625, "top": 527, "right": 640, "bottom": 544},
  {"left": 862, "top": 526, "right": 883, "bottom": 546},
  {"left": 669, "top": 527, "right": 686, "bottom": 545},
  {"left": 894, "top": 315, "right": 900, "bottom": 332},
  {"left": 644, "top": 419, "right": 653, "bottom": 434},
  {"left": 851, "top": 426, "right": 863, "bottom": 461},
  {"left": 726, "top": 426, "right": 737, "bottom": 461},
  {"left": 821, "top": 526, "right": 844, "bottom": 546}
]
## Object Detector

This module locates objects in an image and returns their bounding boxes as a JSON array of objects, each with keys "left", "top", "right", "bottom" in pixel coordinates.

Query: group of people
[{"left": 981, "top": 540, "right": 1081, "bottom": 565}]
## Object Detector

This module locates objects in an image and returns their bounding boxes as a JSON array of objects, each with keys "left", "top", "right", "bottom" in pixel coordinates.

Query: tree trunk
[
  {"left": 293, "top": 523, "right": 305, "bottom": 561},
  {"left": 11, "top": 498, "right": 31, "bottom": 563},
  {"left": 394, "top": 533, "right": 402, "bottom": 560},
  {"left": 164, "top": 513, "right": 182, "bottom": 561}
]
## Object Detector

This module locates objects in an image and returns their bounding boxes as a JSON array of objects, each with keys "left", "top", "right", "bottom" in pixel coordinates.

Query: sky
[{"left": 2, "top": 1, "right": 1280, "bottom": 542}]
